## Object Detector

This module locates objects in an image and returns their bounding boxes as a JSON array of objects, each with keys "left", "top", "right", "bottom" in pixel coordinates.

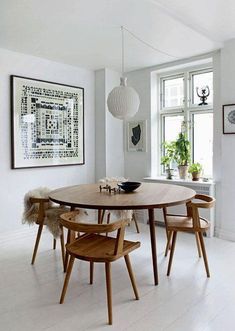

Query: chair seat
[
  {"left": 166, "top": 215, "right": 210, "bottom": 231},
  {"left": 66, "top": 234, "right": 140, "bottom": 262}
]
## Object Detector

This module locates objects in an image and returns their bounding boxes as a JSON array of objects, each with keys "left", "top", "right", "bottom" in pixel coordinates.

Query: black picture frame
[
  {"left": 223, "top": 104, "right": 235, "bottom": 134},
  {"left": 11, "top": 75, "right": 84, "bottom": 169}
]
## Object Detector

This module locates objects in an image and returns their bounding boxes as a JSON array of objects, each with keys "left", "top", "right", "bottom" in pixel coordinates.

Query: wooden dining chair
[
  {"left": 59, "top": 211, "right": 140, "bottom": 325},
  {"left": 163, "top": 194, "right": 215, "bottom": 277},
  {"left": 30, "top": 197, "right": 65, "bottom": 268}
]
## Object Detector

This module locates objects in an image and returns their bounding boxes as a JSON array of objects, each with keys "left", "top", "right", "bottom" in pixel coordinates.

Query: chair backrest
[
  {"left": 186, "top": 194, "right": 215, "bottom": 229},
  {"left": 60, "top": 211, "right": 129, "bottom": 256},
  {"left": 28, "top": 197, "right": 50, "bottom": 224}
]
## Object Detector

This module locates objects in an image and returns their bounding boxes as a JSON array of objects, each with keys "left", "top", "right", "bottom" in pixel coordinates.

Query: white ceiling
[{"left": 0, "top": 0, "right": 233, "bottom": 72}]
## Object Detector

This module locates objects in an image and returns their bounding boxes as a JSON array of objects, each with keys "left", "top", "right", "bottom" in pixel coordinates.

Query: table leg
[
  {"left": 98, "top": 210, "right": 102, "bottom": 224},
  {"left": 148, "top": 208, "right": 158, "bottom": 285},
  {"left": 98, "top": 209, "right": 106, "bottom": 224}
]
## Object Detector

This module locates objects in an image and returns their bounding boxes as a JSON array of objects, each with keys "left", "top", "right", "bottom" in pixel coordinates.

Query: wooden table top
[{"left": 49, "top": 182, "right": 196, "bottom": 210}]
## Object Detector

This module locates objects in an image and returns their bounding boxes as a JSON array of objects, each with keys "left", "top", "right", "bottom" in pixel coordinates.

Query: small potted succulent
[
  {"left": 161, "top": 141, "right": 175, "bottom": 179},
  {"left": 188, "top": 163, "right": 202, "bottom": 181}
]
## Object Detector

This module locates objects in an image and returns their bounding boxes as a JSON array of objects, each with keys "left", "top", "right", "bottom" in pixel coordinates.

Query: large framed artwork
[
  {"left": 127, "top": 120, "right": 147, "bottom": 152},
  {"left": 11, "top": 75, "right": 84, "bottom": 169},
  {"left": 223, "top": 104, "right": 235, "bottom": 134}
]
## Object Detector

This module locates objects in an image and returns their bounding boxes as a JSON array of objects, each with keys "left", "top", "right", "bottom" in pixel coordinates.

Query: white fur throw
[
  {"left": 22, "top": 187, "right": 89, "bottom": 238},
  {"left": 110, "top": 209, "right": 133, "bottom": 221},
  {"left": 22, "top": 187, "right": 65, "bottom": 238},
  {"left": 22, "top": 187, "right": 51, "bottom": 222},
  {"left": 99, "top": 177, "right": 133, "bottom": 221},
  {"left": 99, "top": 176, "right": 128, "bottom": 185},
  {"left": 22, "top": 187, "right": 67, "bottom": 238}
]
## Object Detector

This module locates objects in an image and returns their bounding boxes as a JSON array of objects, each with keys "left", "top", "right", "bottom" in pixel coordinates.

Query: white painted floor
[{"left": 1, "top": 223, "right": 235, "bottom": 331}]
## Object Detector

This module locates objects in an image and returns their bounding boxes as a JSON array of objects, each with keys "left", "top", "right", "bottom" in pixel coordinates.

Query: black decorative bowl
[{"left": 118, "top": 181, "right": 141, "bottom": 192}]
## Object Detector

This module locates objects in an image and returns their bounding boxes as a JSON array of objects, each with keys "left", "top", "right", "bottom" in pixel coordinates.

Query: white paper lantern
[{"left": 107, "top": 77, "right": 140, "bottom": 120}]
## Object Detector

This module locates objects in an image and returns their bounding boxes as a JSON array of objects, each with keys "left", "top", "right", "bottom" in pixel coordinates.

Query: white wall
[
  {"left": 216, "top": 39, "right": 235, "bottom": 240},
  {"left": 124, "top": 69, "right": 152, "bottom": 180},
  {"left": 95, "top": 69, "right": 106, "bottom": 180},
  {"left": 0, "top": 48, "right": 95, "bottom": 233},
  {"left": 95, "top": 68, "right": 124, "bottom": 181}
]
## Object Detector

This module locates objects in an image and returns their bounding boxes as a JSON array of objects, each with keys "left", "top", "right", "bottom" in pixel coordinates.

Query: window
[
  {"left": 162, "top": 76, "right": 184, "bottom": 108},
  {"left": 192, "top": 112, "right": 213, "bottom": 177},
  {"left": 160, "top": 67, "right": 213, "bottom": 178},
  {"left": 163, "top": 115, "right": 184, "bottom": 142},
  {"left": 191, "top": 71, "right": 213, "bottom": 105}
]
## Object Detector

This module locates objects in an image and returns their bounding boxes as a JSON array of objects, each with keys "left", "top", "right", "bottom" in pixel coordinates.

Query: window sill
[{"left": 143, "top": 176, "right": 215, "bottom": 186}]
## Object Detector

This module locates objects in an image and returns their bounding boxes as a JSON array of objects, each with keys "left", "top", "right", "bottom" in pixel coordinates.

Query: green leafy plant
[
  {"left": 188, "top": 163, "right": 202, "bottom": 174},
  {"left": 174, "top": 132, "right": 191, "bottom": 166},
  {"left": 161, "top": 141, "right": 175, "bottom": 170}
]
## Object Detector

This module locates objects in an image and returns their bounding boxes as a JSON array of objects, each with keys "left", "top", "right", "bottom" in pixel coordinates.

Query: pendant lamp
[{"left": 107, "top": 26, "right": 140, "bottom": 120}]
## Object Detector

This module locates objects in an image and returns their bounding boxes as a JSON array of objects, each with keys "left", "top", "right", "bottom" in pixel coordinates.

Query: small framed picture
[
  {"left": 223, "top": 104, "right": 235, "bottom": 134},
  {"left": 127, "top": 120, "right": 146, "bottom": 152}
]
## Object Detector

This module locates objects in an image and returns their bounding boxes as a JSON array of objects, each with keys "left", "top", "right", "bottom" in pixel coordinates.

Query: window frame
[{"left": 158, "top": 65, "right": 213, "bottom": 177}]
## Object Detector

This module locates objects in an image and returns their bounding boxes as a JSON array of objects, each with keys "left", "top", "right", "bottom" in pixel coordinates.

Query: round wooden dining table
[{"left": 49, "top": 182, "right": 196, "bottom": 285}]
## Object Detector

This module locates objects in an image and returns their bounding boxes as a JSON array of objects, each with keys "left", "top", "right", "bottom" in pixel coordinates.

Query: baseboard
[{"left": 215, "top": 227, "right": 235, "bottom": 241}]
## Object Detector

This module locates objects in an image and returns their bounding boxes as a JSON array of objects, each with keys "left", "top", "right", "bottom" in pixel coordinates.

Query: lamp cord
[
  {"left": 121, "top": 26, "right": 124, "bottom": 76},
  {"left": 122, "top": 26, "right": 180, "bottom": 59}
]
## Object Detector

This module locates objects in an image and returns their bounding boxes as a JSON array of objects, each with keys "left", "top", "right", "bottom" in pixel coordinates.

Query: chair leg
[
  {"left": 107, "top": 212, "right": 111, "bottom": 224},
  {"left": 101, "top": 210, "right": 106, "bottom": 224},
  {"left": 164, "top": 230, "right": 173, "bottom": 257},
  {"left": 198, "top": 232, "right": 210, "bottom": 277},
  {"left": 31, "top": 223, "right": 44, "bottom": 265},
  {"left": 105, "top": 262, "right": 113, "bottom": 325},
  {"left": 106, "top": 213, "right": 111, "bottom": 237},
  {"left": 90, "top": 262, "right": 94, "bottom": 284},
  {"left": 124, "top": 254, "right": 139, "bottom": 300},
  {"left": 64, "top": 229, "right": 71, "bottom": 272},
  {"left": 60, "top": 255, "right": 75, "bottom": 304},
  {"left": 165, "top": 226, "right": 169, "bottom": 242},
  {"left": 167, "top": 231, "right": 177, "bottom": 276},
  {"left": 98, "top": 209, "right": 106, "bottom": 224},
  {"left": 195, "top": 232, "right": 202, "bottom": 258},
  {"left": 60, "top": 226, "right": 65, "bottom": 270},
  {"left": 132, "top": 213, "right": 140, "bottom": 234},
  {"left": 53, "top": 238, "right": 56, "bottom": 250}
]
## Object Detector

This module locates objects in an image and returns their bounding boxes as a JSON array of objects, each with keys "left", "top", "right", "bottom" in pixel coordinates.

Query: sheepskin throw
[
  {"left": 22, "top": 187, "right": 67, "bottom": 238},
  {"left": 99, "top": 177, "right": 133, "bottom": 221}
]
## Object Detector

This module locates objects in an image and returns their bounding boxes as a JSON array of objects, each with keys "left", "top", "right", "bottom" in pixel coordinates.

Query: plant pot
[
  {"left": 178, "top": 165, "right": 188, "bottom": 180},
  {"left": 191, "top": 171, "right": 200, "bottom": 181},
  {"left": 166, "top": 168, "right": 174, "bottom": 180}
]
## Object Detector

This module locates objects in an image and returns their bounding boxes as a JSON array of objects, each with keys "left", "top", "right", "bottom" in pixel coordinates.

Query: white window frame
[{"left": 158, "top": 65, "right": 213, "bottom": 177}]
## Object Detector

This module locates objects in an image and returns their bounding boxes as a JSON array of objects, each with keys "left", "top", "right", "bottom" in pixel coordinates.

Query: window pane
[
  {"left": 192, "top": 71, "right": 213, "bottom": 105},
  {"left": 193, "top": 113, "right": 213, "bottom": 177},
  {"left": 163, "top": 77, "right": 184, "bottom": 108},
  {"left": 163, "top": 115, "right": 184, "bottom": 172},
  {"left": 164, "top": 115, "right": 184, "bottom": 142}
]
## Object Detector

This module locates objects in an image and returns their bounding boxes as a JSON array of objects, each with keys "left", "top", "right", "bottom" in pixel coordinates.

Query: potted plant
[
  {"left": 161, "top": 141, "right": 175, "bottom": 179},
  {"left": 174, "top": 132, "right": 191, "bottom": 179},
  {"left": 188, "top": 163, "right": 202, "bottom": 181}
]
